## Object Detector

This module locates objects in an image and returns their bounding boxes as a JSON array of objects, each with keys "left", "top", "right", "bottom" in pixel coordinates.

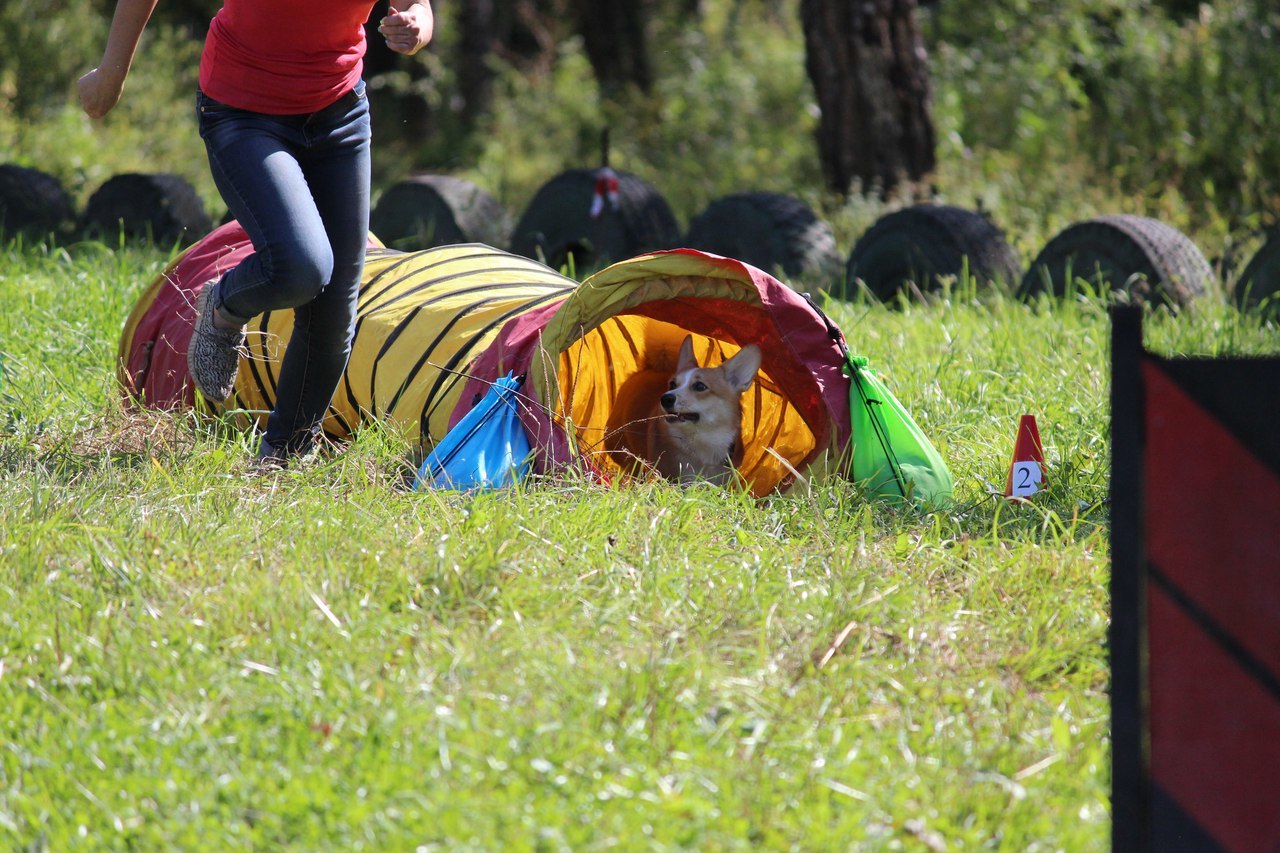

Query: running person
[{"left": 80, "top": 0, "right": 433, "bottom": 464}]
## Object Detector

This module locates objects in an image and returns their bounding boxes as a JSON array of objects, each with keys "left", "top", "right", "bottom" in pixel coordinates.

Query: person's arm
[
  {"left": 78, "top": 0, "right": 161, "bottom": 118},
  {"left": 379, "top": 1, "right": 433, "bottom": 56}
]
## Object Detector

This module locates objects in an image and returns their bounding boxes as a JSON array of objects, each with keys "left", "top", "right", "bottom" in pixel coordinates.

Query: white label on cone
[{"left": 1011, "top": 461, "right": 1042, "bottom": 497}]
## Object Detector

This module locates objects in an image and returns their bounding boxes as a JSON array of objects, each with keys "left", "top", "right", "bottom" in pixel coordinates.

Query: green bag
[
  {"left": 845, "top": 355, "right": 954, "bottom": 508},
  {"left": 803, "top": 293, "right": 953, "bottom": 508}
]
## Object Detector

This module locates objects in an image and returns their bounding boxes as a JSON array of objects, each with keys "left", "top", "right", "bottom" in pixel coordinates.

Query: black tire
[
  {"left": 81, "top": 173, "right": 212, "bottom": 247},
  {"left": 0, "top": 164, "right": 76, "bottom": 240},
  {"left": 1018, "top": 214, "right": 1211, "bottom": 309},
  {"left": 684, "top": 191, "right": 841, "bottom": 285},
  {"left": 840, "top": 204, "right": 1021, "bottom": 302},
  {"left": 370, "top": 174, "right": 511, "bottom": 251},
  {"left": 1231, "top": 232, "right": 1280, "bottom": 316},
  {"left": 509, "top": 168, "right": 681, "bottom": 274}
]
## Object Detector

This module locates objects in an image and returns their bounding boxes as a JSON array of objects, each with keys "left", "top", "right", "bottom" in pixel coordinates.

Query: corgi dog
[{"left": 610, "top": 335, "right": 762, "bottom": 485}]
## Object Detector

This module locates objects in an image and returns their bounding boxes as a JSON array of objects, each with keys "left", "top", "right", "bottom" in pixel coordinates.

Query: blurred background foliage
[{"left": 2, "top": 0, "right": 1277, "bottom": 266}]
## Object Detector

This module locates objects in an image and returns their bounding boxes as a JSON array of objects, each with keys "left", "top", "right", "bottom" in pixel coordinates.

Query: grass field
[{"left": 1, "top": 240, "right": 1277, "bottom": 850}]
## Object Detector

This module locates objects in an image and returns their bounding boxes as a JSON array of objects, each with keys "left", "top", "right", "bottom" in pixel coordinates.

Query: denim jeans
[{"left": 196, "top": 81, "right": 371, "bottom": 454}]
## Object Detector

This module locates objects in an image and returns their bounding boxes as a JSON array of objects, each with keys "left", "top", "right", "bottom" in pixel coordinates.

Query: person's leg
[
  {"left": 192, "top": 93, "right": 332, "bottom": 412},
  {"left": 195, "top": 88, "right": 369, "bottom": 455},
  {"left": 197, "top": 93, "right": 334, "bottom": 327},
  {"left": 265, "top": 85, "right": 371, "bottom": 455}
]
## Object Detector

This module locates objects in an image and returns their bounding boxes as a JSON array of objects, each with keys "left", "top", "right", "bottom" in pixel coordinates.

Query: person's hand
[
  {"left": 379, "top": 2, "right": 433, "bottom": 56},
  {"left": 78, "top": 66, "right": 126, "bottom": 119}
]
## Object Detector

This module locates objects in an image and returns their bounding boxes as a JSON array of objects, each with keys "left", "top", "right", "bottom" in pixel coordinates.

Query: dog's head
[{"left": 659, "top": 335, "right": 762, "bottom": 431}]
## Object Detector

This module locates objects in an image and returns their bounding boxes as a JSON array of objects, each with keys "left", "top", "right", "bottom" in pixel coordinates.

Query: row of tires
[
  {"left": 3, "top": 162, "right": 1277, "bottom": 312},
  {"left": 372, "top": 171, "right": 1238, "bottom": 311},
  {"left": 0, "top": 165, "right": 212, "bottom": 248}
]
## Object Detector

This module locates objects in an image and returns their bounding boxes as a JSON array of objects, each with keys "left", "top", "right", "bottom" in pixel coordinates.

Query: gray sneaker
[{"left": 187, "top": 284, "right": 245, "bottom": 402}]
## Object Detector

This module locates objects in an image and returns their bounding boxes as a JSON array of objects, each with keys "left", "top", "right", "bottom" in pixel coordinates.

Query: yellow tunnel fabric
[
  {"left": 226, "top": 244, "right": 575, "bottom": 445},
  {"left": 555, "top": 319, "right": 816, "bottom": 496},
  {"left": 527, "top": 252, "right": 828, "bottom": 496}
]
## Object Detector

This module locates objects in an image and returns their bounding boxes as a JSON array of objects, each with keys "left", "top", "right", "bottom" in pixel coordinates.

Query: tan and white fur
[{"left": 614, "top": 335, "right": 762, "bottom": 485}]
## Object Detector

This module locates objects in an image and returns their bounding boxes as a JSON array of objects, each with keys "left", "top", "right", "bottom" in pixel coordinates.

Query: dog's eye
[
  {"left": 668, "top": 380, "right": 677, "bottom": 390},
  {"left": 692, "top": 381, "right": 707, "bottom": 392}
]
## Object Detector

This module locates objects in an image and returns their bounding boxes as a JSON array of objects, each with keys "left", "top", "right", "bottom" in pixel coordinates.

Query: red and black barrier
[{"left": 1110, "top": 305, "right": 1280, "bottom": 851}]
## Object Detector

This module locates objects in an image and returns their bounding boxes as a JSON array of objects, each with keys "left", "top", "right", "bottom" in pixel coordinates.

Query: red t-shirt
[{"left": 198, "top": 0, "right": 375, "bottom": 115}]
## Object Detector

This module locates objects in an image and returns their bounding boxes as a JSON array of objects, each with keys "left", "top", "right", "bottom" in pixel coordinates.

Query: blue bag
[{"left": 414, "top": 372, "right": 532, "bottom": 490}]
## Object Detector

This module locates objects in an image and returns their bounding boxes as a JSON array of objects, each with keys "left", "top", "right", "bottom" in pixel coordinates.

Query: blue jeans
[{"left": 197, "top": 82, "right": 371, "bottom": 455}]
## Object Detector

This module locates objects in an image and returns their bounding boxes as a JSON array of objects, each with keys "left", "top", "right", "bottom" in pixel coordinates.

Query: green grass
[{"left": 3, "top": 241, "right": 1279, "bottom": 850}]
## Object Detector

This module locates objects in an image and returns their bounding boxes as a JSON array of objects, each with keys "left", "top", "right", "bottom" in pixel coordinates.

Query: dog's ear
[
  {"left": 722, "top": 344, "right": 762, "bottom": 393},
  {"left": 675, "top": 334, "right": 698, "bottom": 374}
]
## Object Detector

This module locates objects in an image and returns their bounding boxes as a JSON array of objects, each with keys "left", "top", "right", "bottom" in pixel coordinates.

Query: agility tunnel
[{"left": 118, "top": 221, "right": 874, "bottom": 497}]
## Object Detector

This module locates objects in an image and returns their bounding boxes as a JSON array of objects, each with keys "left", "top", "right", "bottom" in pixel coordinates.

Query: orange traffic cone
[{"left": 1005, "top": 414, "right": 1046, "bottom": 499}]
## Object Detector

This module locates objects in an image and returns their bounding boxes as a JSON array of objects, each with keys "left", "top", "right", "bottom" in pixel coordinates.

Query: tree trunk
[
  {"left": 800, "top": 0, "right": 936, "bottom": 198},
  {"left": 456, "top": 0, "right": 499, "bottom": 125},
  {"left": 455, "top": 0, "right": 569, "bottom": 125},
  {"left": 571, "top": 0, "right": 654, "bottom": 96}
]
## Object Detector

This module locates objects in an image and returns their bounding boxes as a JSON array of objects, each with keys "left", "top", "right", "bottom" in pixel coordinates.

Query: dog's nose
[{"left": 661, "top": 392, "right": 676, "bottom": 411}]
